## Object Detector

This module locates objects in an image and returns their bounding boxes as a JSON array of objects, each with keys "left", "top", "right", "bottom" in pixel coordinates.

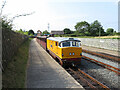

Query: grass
[
  {"left": 94, "top": 35, "right": 120, "bottom": 39},
  {"left": 2, "top": 38, "right": 31, "bottom": 88}
]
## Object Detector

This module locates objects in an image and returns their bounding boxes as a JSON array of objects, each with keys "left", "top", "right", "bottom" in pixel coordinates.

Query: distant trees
[
  {"left": 28, "top": 29, "right": 35, "bottom": 35},
  {"left": 89, "top": 20, "right": 105, "bottom": 36},
  {"left": 16, "top": 29, "right": 28, "bottom": 35},
  {"left": 42, "top": 30, "right": 50, "bottom": 35},
  {"left": 74, "top": 20, "right": 105, "bottom": 36},
  {"left": 63, "top": 28, "right": 72, "bottom": 34},
  {"left": 75, "top": 21, "right": 90, "bottom": 36},
  {"left": 106, "top": 28, "right": 114, "bottom": 35},
  {"left": 62, "top": 20, "right": 118, "bottom": 37}
]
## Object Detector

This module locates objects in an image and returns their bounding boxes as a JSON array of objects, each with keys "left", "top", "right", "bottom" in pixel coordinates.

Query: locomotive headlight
[
  {"left": 73, "top": 53, "right": 75, "bottom": 55},
  {"left": 69, "top": 53, "right": 71, "bottom": 55}
]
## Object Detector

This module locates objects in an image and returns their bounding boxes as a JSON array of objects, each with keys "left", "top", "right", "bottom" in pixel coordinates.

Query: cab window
[
  {"left": 72, "top": 41, "right": 80, "bottom": 47},
  {"left": 55, "top": 42, "right": 58, "bottom": 46},
  {"left": 62, "top": 42, "right": 70, "bottom": 47},
  {"left": 59, "top": 43, "right": 61, "bottom": 47}
]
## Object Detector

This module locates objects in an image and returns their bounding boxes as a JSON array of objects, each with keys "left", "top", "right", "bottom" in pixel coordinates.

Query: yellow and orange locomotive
[{"left": 37, "top": 37, "right": 82, "bottom": 66}]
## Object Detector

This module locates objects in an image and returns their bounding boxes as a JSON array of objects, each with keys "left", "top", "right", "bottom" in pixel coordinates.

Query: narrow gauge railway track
[
  {"left": 66, "top": 67, "right": 110, "bottom": 89},
  {"left": 82, "top": 49, "right": 120, "bottom": 62},
  {"left": 82, "top": 55, "right": 120, "bottom": 75}
]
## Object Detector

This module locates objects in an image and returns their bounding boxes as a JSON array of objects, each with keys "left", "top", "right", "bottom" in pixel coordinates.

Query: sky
[{"left": 0, "top": 0, "right": 119, "bottom": 33}]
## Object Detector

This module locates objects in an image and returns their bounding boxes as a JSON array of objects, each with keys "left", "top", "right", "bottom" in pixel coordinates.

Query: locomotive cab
[{"left": 58, "top": 38, "right": 82, "bottom": 60}]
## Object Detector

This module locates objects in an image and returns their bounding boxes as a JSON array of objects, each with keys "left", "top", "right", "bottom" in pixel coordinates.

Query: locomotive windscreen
[{"left": 59, "top": 41, "right": 80, "bottom": 47}]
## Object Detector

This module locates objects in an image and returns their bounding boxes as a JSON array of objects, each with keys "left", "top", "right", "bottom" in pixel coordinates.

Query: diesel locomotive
[{"left": 36, "top": 36, "right": 82, "bottom": 66}]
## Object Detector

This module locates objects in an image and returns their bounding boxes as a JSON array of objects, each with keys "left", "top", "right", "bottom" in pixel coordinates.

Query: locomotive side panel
[{"left": 47, "top": 39, "right": 62, "bottom": 58}]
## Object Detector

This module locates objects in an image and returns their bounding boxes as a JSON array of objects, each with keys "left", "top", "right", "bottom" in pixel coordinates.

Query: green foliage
[
  {"left": 42, "top": 30, "right": 50, "bottom": 35},
  {"left": 2, "top": 16, "right": 13, "bottom": 30},
  {"left": 75, "top": 21, "right": 90, "bottom": 36},
  {"left": 74, "top": 20, "right": 106, "bottom": 36},
  {"left": 115, "top": 32, "right": 120, "bottom": 35},
  {"left": 63, "top": 28, "right": 72, "bottom": 34},
  {"left": 16, "top": 29, "right": 28, "bottom": 35},
  {"left": 28, "top": 29, "right": 35, "bottom": 35},
  {"left": 2, "top": 39, "right": 31, "bottom": 88},
  {"left": 89, "top": 20, "right": 105, "bottom": 36},
  {"left": 106, "top": 28, "right": 114, "bottom": 35}
]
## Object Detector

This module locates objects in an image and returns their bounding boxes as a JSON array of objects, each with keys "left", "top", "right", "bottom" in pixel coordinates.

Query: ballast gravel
[
  {"left": 82, "top": 52, "right": 119, "bottom": 68},
  {"left": 80, "top": 59, "right": 119, "bottom": 89}
]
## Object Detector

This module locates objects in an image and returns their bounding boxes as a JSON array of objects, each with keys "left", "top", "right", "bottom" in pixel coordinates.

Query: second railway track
[
  {"left": 66, "top": 67, "right": 110, "bottom": 90},
  {"left": 82, "top": 55, "right": 120, "bottom": 75},
  {"left": 82, "top": 49, "right": 120, "bottom": 62}
]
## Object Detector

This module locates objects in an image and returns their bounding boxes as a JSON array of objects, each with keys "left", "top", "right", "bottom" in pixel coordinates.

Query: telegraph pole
[{"left": 99, "top": 28, "right": 101, "bottom": 38}]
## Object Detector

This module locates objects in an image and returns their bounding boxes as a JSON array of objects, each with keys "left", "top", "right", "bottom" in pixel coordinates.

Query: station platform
[
  {"left": 81, "top": 45, "right": 119, "bottom": 57},
  {"left": 26, "top": 39, "right": 84, "bottom": 88}
]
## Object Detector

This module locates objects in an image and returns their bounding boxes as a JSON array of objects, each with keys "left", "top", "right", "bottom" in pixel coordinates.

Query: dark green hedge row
[{"left": 2, "top": 29, "right": 28, "bottom": 70}]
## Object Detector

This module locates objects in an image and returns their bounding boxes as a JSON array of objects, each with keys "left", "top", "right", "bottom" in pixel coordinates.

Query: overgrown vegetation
[
  {"left": 2, "top": 16, "right": 13, "bottom": 30},
  {"left": 15, "top": 29, "right": 28, "bottom": 35},
  {"left": 2, "top": 39, "right": 31, "bottom": 88},
  {"left": 15, "top": 29, "right": 35, "bottom": 36},
  {"left": 1, "top": 0, "right": 33, "bottom": 88},
  {"left": 42, "top": 30, "right": 50, "bottom": 35}
]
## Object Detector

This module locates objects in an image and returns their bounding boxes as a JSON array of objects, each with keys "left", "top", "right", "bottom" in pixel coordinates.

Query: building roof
[
  {"left": 51, "top": 31, "right": 64, "bottom": 35},
  {"left": 47, "top": 37, "right": 81, "bottom": 43}
]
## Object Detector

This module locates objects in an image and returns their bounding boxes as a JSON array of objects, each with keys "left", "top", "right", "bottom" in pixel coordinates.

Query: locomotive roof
[{"left": 47, "top": 37, "right": 81, "bottom": 42}]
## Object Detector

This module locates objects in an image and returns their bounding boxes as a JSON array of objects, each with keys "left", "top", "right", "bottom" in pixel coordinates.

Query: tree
[
  {"left": 89, "top": 20, "right": 105, "bottom": 36},
  {"left": 42, "top": 30, "right": 50, "bottom": 35},
  {"left": 63, "top": 28, "right": 71, "bottom": 34},
  {"left": 106, "top": 28, "right": 114, "bottom": 35},
  {"left": 16, "top": 29, "right": 29, "bottom": 35},
  {"left": 10, "top": 12, "right": 35, "bottom": 23},
  {"left": 74, "top": 21, "right": 90, "bottom": 36},
  {"left": 28, "top": 29, "right": 34, "bottom": 35}
]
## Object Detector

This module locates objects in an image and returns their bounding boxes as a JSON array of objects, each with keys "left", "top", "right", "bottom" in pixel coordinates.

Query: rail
[
  {"left": 69, "top": 68, "right": 110, "bottom": 89},
  {"left": 82, "top": 49, "right": 120, "bottom": 62},
  {"left": 82, "top": 55, "right": 120, "bottom": 75}
]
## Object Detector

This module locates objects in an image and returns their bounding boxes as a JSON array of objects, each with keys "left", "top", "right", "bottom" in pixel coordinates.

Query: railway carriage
[
  {"left": 47, "top": 37, "right": 82, "bottom": 66},
  {"left": 36, "top": 36, "right": 48, "bottom": 50}
]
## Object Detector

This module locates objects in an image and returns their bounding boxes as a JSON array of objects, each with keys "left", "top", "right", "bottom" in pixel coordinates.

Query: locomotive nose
[
  {"left": 69, "top": 52, "right": 75, "bottom": 55},
  {"left": 61, "top": 47, "right": 82, "bottom": 59}
]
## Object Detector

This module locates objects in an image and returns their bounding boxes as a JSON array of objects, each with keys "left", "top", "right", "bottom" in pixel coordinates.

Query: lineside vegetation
[{"left": 2, "top": 39, "right": 31, "bottom": 88}]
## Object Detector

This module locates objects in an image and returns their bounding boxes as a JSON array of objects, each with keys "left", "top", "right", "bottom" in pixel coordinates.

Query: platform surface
[{"left": 26, "top": 39, "right": 84, "bottom": 88}]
